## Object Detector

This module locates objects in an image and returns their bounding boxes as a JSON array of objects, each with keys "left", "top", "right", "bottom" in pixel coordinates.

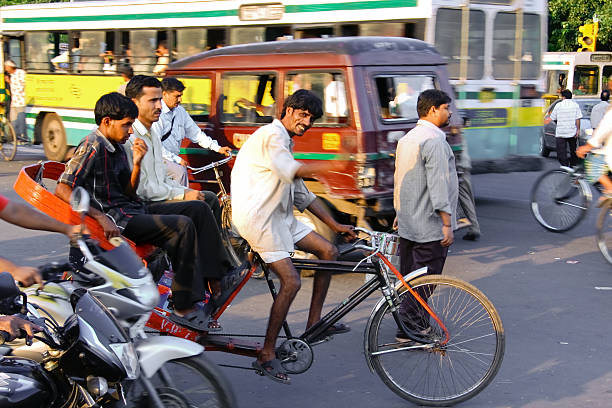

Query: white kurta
[{"left": 231, "top": 119, "right": 316, "bottom": 261}]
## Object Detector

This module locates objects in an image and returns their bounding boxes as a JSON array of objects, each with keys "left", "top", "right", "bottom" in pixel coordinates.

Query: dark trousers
[
  {"left": 398, "top": 237, "right": 448, "bottom": 330},
  {"left": 122, "top": 200, "right": 231, "bottom": 309},
  {"left": 556, "top": 137, "right": 579, "bottom": 167},
  {"left": 202, "top": 190, "right": 221, "bottom": 226}
]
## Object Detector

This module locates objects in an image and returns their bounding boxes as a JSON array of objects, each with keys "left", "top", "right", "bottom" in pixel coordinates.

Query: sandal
[
  {"left": 169, "top": 307, "right": 222, "bottom": 332},
  {"left": 252, "top": 358, "right": 290, "bottom": 384},
  {"left": 213, "top": 262, "right": 250, "bottom": 308},
  {"left": 311, "top": 322, "right": 351, "bottom": 342}
]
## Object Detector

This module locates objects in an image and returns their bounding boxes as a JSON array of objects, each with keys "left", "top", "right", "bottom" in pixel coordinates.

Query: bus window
[
  {"left": 545, "top": 70, "right": 568, "bottom": 95},
  {"left": 374, "top": 75, "right": 435, "bottom": 121},
  {"left": 493, "top": 12, "right": 541, "bottom": 80},
  {"left": 521, "top": 14, "right": 541, "bottom": 79},
  {"left": 286, "top": 72, "right": 349, "bottom": 125},
  {"left": 221, "top": 73, "right": 277, "bottom": 123},
  {"left": 435, "top": 8, "right": 485, "bottom": 80},
  {"left": 78, "top": 31, "right": 106, "bottom": 74},
  {"left": 26, "top": 32, "right": 68, "bottom": 73},
  {"left": 603, "top": 66, "right": 612, "bottom": 91},
  {"left": 177, "top": 76, "right": 212, "bottom": 122},
  {"left": 131, "top": 30, "right": 157, "bottom": 74},
  {"left": 6, "top": 38, "right": 23, "bottom": 69},
  {"left": 573, "top": 65, "right": 599, "bottom": 95},
  {"left": 359, "top": 22, "right": 405, "bottom": 37},
  {"left": 229, "top": 27, "right": 265, "bottom": 45},
  {"left": 176, "top": 28, "right": 207, "bottom": 59},
  {"left": 294, "top": 27, "right": 334, "bottom": 39}
]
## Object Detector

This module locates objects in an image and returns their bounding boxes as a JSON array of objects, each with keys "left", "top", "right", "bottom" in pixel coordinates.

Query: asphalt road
[{"left": 1, "top": 146, "right": 612, "bottom": 408}]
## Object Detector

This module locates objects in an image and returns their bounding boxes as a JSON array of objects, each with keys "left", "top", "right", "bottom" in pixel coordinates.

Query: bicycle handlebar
[{"left": 186, "top": 156, "right": 232, "bottom": 174}]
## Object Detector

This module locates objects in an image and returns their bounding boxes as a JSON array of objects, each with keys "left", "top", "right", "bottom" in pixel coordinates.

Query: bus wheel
[{"left": 41, "top": 113, "right": 68, "bottom": 161}]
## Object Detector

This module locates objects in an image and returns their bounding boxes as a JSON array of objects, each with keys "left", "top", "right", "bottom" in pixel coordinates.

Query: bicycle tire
[
  {"left": 127, "top": 354, "right": 237, "bottom": 408},
  {"left": 220, "top": 198, "right": 249, "bottom": 267},
  {"left": 596, "top": 199, "right": 612, "bottom": 265},
  {"left": 0, "top": 120, "right": 17, "bottom": 161},
  {"left": 530, "top": 168, "right": 591, "bottom": 232},
  {"left": 366, "top": 275, "right": 505, "bottom": 406}
]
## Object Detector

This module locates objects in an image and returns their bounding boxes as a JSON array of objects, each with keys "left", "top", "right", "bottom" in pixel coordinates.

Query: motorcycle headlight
[{"left": 109, "top": 342, "right": 140, "bottom": 380}]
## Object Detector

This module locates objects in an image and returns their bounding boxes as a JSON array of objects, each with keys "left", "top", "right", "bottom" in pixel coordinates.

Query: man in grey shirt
[
  {"left": 393, "top": 89, "right": 458, "bottom": 342},
  {"left": 590, "top": 90, "right": 610, "bottom": 130}
]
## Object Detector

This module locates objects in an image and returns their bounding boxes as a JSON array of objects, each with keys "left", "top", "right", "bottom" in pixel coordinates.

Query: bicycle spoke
[{"left": 367, "top": 276, "right": 504, "bottom": 405}]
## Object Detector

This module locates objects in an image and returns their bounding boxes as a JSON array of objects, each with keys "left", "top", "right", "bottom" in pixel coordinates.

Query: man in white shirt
[
  {"left": 153, "top": 77, "right": 231, "bottom": 187},
  {"left": 548, "top": 89, "right": 582, "bottom": 167},
  {"left": 4, "top": 60, "right": 26, "bottom": 141},
  {"left": 124, "top": 75, "right": 247, "bottom": 330},
  {"left": 590, "top": 90, "right": 610, "bottom": 130},
  {"left": 231, "top": 90, "right": 356, "bottom": 384}
]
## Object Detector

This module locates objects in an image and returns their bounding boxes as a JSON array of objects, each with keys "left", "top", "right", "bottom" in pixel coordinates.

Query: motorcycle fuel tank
[{"left": 0, "top": 356, "right": 54, "bottom": 408}]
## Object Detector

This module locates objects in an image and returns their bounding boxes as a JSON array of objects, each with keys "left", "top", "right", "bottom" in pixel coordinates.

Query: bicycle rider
[
  {"left": 231, "top": 90, "right": 357, "bottom": 384},
  {"left": 152, "top": 77, "right": 232, "bottom": 188},
  {"left": 576, "top": 93, "right": 612, "bottom": 199}
]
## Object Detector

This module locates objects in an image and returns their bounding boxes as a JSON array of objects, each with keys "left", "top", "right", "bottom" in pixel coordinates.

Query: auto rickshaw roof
[{"left": 168, "top": 36, "right": 444, "bottom": 71}]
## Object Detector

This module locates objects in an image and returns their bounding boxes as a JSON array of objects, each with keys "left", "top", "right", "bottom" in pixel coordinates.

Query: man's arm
[
  {"left": 423, "top": 139, "right": 454, "bottom": 247},
  {"left": 56, "top": 183, "right": 120, "bottom": 239},
  {"left": 0, "top": 258, "right": 42, "bottom": 287},
  {"left": 126, "top": 138, "right": 147, "bottom": 197},
  {"left": 180, "top": 107, "right": 231, "bottom": 155},
  {"left": 0, "top": 200, "right": 75, "bottom": 237},
  {"left": 306, "top": 197, "right": 356, "bottom": 240}
]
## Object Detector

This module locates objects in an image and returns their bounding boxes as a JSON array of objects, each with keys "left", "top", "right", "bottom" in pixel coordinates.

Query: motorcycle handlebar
[{"left": 39, "top": 262, "right": 72, "bottom": 281}]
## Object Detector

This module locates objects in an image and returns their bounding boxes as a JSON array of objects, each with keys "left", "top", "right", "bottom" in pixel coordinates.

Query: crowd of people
[{"left": 0, "top": 77, "right": 482, "bottom": 384}]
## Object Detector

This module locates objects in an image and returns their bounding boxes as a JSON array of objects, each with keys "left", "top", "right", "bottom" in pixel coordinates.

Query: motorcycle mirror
[
  {"left": 70, "top": 187, "right": 90, "bottom": 215},
  {"left": 0, "top": 272, "right": 21, "bottom": 299}
]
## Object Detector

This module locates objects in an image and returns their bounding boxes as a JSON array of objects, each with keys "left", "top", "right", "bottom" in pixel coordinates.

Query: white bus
[{"left": 0, "top": 0, "right": 547, "bottom": 167}]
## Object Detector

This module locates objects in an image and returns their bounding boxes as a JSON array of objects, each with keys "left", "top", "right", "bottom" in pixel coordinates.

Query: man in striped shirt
[
  {"left": 548, "top": 89, "right": 582, "bottom": 167},
  {"left": 393, "top": 89, "right": 458, "bottom": 342}
]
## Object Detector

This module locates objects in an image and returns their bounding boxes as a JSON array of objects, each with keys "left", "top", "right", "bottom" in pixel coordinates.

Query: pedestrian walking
[
  {"left": 393, "top": 89, "right": 458, "bottom": 341},
  {"left": 548, "top": 89, "right": 582, "bottom": 167},
  {"left": 4, "top": 60, "right": 26, "bottom": 142}
]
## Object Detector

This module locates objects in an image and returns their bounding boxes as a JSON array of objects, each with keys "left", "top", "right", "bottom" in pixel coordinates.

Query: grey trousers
[
  {"left": 165, "top": 160, "right": 189, "bottom": 187},
  {"left": 10, "top": 106, "right": 26, "bottom": 139},
  {"left": 457, "top": 168, "right": 480, "bottom": 235}
]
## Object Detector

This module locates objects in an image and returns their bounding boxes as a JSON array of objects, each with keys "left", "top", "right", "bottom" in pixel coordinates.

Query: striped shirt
[
  {"left": 58, "top": 129, "right": 145, "bottom": 230},
  {"left": 550, "top": 99, "right": 582, "bottom": 138},
  {"left": 394, "top": 119, "right": 458, "bottom": 243}
]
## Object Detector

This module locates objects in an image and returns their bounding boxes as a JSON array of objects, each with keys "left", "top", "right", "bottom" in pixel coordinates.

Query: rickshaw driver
[{"left": 231, "top": 89, "right": 357, "bottom": 384}]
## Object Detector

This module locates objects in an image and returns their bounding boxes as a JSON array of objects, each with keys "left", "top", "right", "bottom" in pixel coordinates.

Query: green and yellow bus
[{"left": 0, "top": 0, "right": 547, "bottom": 167}]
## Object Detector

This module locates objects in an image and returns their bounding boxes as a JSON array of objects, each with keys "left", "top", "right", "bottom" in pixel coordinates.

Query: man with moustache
[
  {"left": 56, "top": 92, "right": 224, "bottom": 332},
  {"left": 123, "top": 75, "right": 247, "bottom": 331},
  {"left": 231, "top": 90, "right": 356, "bottom": 384},
  {"left": 392, "top": 89, "right": 458, "bottom": 342}
]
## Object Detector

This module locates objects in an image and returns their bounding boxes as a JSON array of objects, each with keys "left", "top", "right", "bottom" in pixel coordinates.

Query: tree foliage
[
  {"left": 549, "top": 0, "right": 612, "bottom": 51},
  {"left": 0, "top": 0, "right": 70, "bottom": 5}
]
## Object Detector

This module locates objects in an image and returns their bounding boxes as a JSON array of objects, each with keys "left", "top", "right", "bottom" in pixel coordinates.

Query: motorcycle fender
[
  {"left": 363, "top": 267, "right": 428, "bottom": 373},
  {"left": 137, "top": 336, "right": 204, "bottom": 378}
]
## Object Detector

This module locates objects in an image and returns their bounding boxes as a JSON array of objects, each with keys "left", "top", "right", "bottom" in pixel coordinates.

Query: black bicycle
[
  {"left": 206, "top": 227, "right": 505, "bottom": 406},
  {"left": 530, "top": 164, "right": 592, "bottom": 232}
]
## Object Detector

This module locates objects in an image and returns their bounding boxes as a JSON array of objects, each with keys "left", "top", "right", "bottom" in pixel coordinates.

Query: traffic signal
[{"left": 578, "top": 22, "right": 598, "bottom": 52}]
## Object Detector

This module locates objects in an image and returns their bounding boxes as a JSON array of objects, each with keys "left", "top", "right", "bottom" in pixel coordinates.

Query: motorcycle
[
  {"left": 0, "top": 271, "right": 138, "bottom": 407},
  {"left": 12, "top": 187, "right": 236, "bottom": 408}
]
